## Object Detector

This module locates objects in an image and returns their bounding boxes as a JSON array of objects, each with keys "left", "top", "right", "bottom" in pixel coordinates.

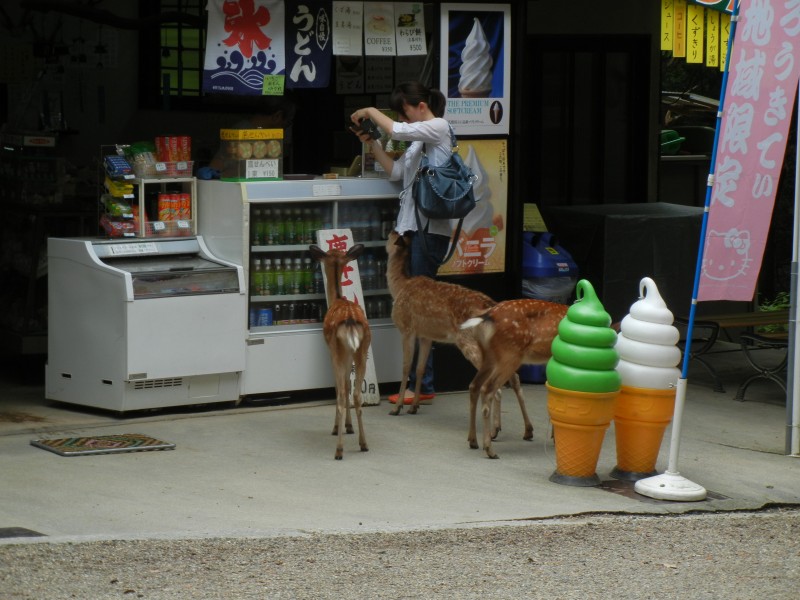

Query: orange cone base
[
  {"left": 546, "top": 384, "right": 618, "bottom": 487},
  {"left": 612, "top": 385, "right": 676, "bottom": 481}
]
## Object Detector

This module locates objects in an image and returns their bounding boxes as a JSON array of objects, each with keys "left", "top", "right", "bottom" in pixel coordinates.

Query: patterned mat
[{"left": 30, "top": 433, "right": 175, "bottom": 456}]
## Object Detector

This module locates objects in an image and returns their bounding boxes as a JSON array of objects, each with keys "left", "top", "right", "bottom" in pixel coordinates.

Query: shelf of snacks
[{"left": 99, "top": 139, "right": 197, "bottom": 239}]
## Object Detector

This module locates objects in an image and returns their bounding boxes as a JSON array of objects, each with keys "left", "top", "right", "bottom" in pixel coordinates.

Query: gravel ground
[{"left": 2, "top": 507, "right": 799, "bottom": 599}]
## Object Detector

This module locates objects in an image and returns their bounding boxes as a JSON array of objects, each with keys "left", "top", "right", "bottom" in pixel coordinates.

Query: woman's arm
[{"left": 367, "top": 138, "right": 398, "bottom": 176}]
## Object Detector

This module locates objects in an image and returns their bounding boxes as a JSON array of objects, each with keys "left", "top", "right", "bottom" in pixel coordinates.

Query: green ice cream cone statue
[{"left": 546, "top": 279, "right": 620, "bottom": 486}]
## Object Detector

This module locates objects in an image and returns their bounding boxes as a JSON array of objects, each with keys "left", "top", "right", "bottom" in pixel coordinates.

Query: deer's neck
[
  {"left": 323, "top": 262, "right": 342, "bottom": 306},
  {"left": 386, "top": 251, "right": 409, "bottom": 298}
]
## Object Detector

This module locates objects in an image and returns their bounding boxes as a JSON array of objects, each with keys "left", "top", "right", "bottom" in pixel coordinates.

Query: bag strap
[
  {"left": 414, "top": 202, "right": 462, "bottom": 267},
  {"left": 421, "top": 125, "right": 458, "bottom": 157}
]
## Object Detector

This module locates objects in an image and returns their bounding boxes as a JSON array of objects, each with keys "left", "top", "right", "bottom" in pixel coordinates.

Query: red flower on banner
[{"left": 222, "top": 0, "right": 272, "bottom": 59}]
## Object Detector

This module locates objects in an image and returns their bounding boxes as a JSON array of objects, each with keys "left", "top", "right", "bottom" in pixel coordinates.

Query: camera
[{"left": 351, "top": 117, "right": 381, "bottom": 141}]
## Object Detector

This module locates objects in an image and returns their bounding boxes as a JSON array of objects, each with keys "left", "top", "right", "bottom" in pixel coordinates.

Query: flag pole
[
  {"left": 636, "top": 1, "right": 742, "bottom": 501},
  {"left": 788, "top": 77, "right": 800, "bottom": 457}
]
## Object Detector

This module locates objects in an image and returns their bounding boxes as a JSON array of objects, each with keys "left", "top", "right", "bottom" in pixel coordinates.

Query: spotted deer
[
  {"left": 461, "top": 299, "right": 568, "bottom": 458},
  {"left": 310, "top": 243, "right": 371, "bottom": 460},
  {"left": 385, "top": 231, "right": 533, "bottom": 449}
]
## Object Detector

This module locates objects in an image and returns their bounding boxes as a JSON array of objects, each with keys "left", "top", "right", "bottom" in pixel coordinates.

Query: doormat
[{"left": 30, "top": 433, "right": 175, "bottom": 456}]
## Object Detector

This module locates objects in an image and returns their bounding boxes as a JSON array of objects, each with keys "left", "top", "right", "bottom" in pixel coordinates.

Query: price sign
[{"left": 245, "top": 159, "right": 280, "bottom": 179}]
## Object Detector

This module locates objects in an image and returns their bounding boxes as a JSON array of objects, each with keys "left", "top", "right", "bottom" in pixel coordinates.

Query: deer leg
[
  {"left": 508, "top": 373, "right": 533, "bottom": 441},
  {"left": 480, "top": 375, "right": 500, "bottom": 459},
  {"left": 390, "top": 333, "right": 416, "bottom": 416},
  {"left": 353, "top": 346, "right": 369, "bottom": 452},
  {"left": 344, "top": 366, "right": 355, "bottom": 435},
  {"left": 409, "top": 338, "right": 433, "bottom": 415},
  {"left": 491, "top": 389, "right": 502, "bottom": 440},
  {"left": 333, "top": 373, "right": 347, "bottom": 460},
  {"left": 467, "top": 371, "right": 483, "bottom": 450}
]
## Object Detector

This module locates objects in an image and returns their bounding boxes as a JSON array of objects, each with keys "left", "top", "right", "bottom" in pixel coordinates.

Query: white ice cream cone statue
[{"left": 612, "top": 277, "right": 681, "bottom": 481}]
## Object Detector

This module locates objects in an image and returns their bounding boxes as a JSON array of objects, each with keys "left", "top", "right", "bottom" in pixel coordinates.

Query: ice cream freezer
[{"left": 45, "top": 236, "right": 247, "bottom": 412}]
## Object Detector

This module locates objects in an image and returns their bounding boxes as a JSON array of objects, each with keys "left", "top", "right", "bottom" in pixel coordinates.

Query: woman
[{"left": 350, "top": 81, "right": 453, "bottom": 405}]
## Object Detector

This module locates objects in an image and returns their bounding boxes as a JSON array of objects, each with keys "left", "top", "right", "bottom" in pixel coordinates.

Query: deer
[
  {"left": 309, "top": 243, "right": 371, "bottom": 460},
  {"left": 385, "top": 231, "right": 533, "bottom": 450},
  {"left": 461, "top": 298, "right": 568, "bottom": 458}
]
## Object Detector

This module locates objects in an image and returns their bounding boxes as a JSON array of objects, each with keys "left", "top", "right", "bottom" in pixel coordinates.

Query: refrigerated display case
[
  {"left": 45, "top": 236, "right": 247, "bottom": 412},
  {"left": 197, "top": 178, "right": 403, "bottom": 398}
]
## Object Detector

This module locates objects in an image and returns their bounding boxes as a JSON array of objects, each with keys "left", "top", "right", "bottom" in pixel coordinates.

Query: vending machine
[{"left": 46, "top": 236, "right": 247, "bottom": 412}]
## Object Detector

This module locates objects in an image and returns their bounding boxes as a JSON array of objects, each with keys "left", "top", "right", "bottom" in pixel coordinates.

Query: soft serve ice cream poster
[
  {"left": 439, "top": 4, "right": 511, "bottom": 135},
  {"left": 439, "top": 139, "right": 507, "bottom": 276}
]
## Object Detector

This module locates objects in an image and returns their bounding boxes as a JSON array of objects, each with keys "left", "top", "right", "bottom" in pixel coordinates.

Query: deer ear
[
  {"left": 347, "top": 243, "right": 366, "bottom": 260},
  {"left": 309, "top": 245, "right": 325, "bottom": 261}
]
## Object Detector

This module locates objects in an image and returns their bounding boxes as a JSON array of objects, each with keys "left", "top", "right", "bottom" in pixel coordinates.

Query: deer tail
[
  {"left": 460, "top": 317, "right": 484, "bottom": 330},
  {"left": 338, "top": 319, "right": 365, "bottom": 353}
]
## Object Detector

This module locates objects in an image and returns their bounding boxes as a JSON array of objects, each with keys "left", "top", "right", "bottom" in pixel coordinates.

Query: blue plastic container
[{"left": 519, "top": 232, "right": 578, "bottom": 383}]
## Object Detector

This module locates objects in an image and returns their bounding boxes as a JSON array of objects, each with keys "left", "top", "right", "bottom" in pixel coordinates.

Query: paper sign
[
  {"left": 395, "top": 2, "right": 427, "bottom": 56},
  {"left": 332, "top": 1, "right": 364, "bottom": 56},
  {"left": 262, "top": 74, "right": 285, "bottom": 95},
  {"left": 364, "top": 2, "right": 396, "bottom": 56}
]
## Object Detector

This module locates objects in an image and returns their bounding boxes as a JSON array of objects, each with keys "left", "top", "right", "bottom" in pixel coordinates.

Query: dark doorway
[{"left": 524, "top": 35, "right": 651, "bottom": 208}]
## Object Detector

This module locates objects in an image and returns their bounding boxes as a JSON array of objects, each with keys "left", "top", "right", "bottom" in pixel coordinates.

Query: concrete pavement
[{"left": 1, "top": 348, "right": 799, "bottom": 545}]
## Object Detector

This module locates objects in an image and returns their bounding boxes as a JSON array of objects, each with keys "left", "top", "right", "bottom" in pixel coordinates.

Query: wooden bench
[{"left": 675, "top": 309, "right": 789, "bottom": 393}]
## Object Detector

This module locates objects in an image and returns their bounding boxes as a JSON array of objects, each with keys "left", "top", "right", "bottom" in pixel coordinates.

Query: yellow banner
[
  {"left": 686, "top": 5, "right": 704, "bottom": 63},
  {"left": 705, "top": 8, "right": 719, "bottom": 67},
  {"left": 673, "top": 0, "right": 687, "bottom": 58},
  {"left": 661, "top": 0, "right": 675, "bottom": 51},
  {"left": 720, "top": 13, "right": 730, "bottom": 72}
]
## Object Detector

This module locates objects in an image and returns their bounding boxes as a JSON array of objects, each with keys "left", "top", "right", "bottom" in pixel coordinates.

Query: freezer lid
[
  {"left": 90, "top": 238, "right": 241, "bottom": 298},
  {"left": 100, "top": 252, "right": 228, "bottom": 274}
]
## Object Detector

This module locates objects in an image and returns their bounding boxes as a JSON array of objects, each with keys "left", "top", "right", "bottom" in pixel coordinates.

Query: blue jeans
[{"left": 407, "top": 229, "right": 451, "bottom": 394}]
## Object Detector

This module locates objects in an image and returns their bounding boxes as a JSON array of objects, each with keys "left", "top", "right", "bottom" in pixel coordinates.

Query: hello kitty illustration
[{"left": 702, "top": 228, "right": 753, "bottom": 281}]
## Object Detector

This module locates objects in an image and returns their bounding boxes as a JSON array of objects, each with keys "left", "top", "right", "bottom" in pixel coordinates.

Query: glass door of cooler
[
  {"left": 100, "top": 253, "right": 241, "bottom": 299},
  {"left": 247, "top": 198, "right": 395, "bottom": 329}
]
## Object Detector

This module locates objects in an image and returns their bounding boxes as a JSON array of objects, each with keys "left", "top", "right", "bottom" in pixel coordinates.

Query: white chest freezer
[{"left": 45, "top": 236, "right": 247, "bottom": 412}]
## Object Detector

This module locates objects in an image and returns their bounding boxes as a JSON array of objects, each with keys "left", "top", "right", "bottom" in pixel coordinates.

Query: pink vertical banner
[{"left": 698, "top": 0, "right": 800, "bottom": 302}]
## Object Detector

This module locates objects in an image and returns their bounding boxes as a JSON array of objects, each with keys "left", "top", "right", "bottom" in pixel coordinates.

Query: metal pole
[{"left": 788, "top": 78, "right": 800, "bottom": 457}]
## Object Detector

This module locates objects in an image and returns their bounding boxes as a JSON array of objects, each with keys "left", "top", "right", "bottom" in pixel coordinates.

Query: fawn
[
  {"left": 385, "top": 231, "right": 533, "bottom": 449},
  {"left": 461, "top": 298, "right": 568, "bottom": 458},
  {"left": 309, "top": 243, "right": 371, "bottom": 460}
]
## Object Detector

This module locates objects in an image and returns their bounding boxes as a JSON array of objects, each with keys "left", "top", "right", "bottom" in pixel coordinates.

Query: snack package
[
  {"left": 104, "top": 176, "right": 134, "bottom": 198},
  {"left": 101, "top": 193, "right": 133, "bottom": 218}
]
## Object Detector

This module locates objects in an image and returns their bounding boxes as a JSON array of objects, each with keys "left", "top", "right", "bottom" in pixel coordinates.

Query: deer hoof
[
  {"left": 523, "top": 428, "right": 534, "bottom": 441},
  {"left": 331, "top": 428, "right": 338, "bottom": 436},
  {"left": 346, "top": 425, "right": 355, "bottom": 434},
  {"left": 491, "top": 428, "right": 500, "bottom": 440},
  {"left": 361, "top": 446, "right": 369, "bottom": 452},
  {"left": 485, "top": 448, "right": 499, "bottom": 459},
  {"left": 408, "top": 406, "right": 419, "bottom": 415},
  {"left": 335, "top": 452, "right": 343, "bottom": 460},
  {"left": 389, "top": 408, "right": 401, "bottom": 416},
  {"left": 469, "top": 439, "right": 479, "bottom": 449}
]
